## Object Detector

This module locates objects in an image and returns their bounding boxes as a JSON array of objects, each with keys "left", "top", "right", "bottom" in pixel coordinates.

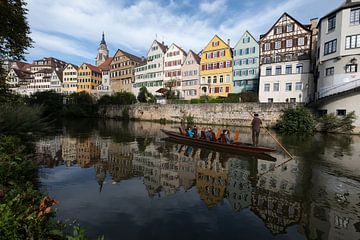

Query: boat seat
[{"left": 234, "top": 130, "right": 239, "bottom": 142}]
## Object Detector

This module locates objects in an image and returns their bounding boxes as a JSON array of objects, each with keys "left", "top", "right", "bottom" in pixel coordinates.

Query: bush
[
  {"left": 224, "top": 93, "right": 241, "bottom": 103},
  {"left": 28, "top": 91, "right": 63, "bottom": 118},
  {"left": 64, "top": 92, "right": 98, "bottom": 118},
  {"left": 137, "top": 86, "right": 155, "bottom": 103},
  {"left": 172, "top": 99, "right": 190, "bottom": 104},
  {"left": 239, "top": 92, "right": 258, "bottom": 102},
  {"left": 186, "top": 115, "right": 195, "bottom": 127},
  {"left": 190, "top": 98, "right": 206, "bottom": 104},
  {"left": 275, "top": 107, "right": 315, "bottom": 134},
  {"left": 98, "top": 92, "right": 136, "bottom": 105},
  {"left": 319, "top": 111, "right": 356, "bottom": 133}
]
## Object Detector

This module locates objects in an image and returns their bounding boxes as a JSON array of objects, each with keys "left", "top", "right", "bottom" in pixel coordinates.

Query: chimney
[{"left": 227, "top": 39, "right": 231, "bottom": 46}]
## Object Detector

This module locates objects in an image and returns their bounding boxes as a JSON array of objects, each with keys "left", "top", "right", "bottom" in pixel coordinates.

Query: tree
[
  {"left": 0, "top": 0, "right": 33, "bottom": 81},
  {"left": 164, "top": 79, "right": 179, "bottom": 100},
  {"left": 27, "top": 91, "right": 63, "bottom": 118},
  {"left": 137, "top": 86, "right": 155, "bottom": 103}
]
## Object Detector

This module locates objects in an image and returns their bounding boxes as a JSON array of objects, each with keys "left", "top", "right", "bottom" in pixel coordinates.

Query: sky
[{"left": 25, "top": 0, "right": 343, "bottom": 66}]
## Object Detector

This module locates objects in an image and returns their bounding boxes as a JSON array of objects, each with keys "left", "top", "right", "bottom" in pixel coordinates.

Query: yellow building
[
  {"left": 200, "top": 35, "right": 233, "bottom": 97},
  {"left": 62, "top": 63, "right": 78, "bottom": 95},
  {"left": 77, "top": 63, "right": 102, "bottom": 93}
]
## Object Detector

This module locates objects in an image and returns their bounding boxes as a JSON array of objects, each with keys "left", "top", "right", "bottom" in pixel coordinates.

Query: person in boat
[
  {"left": 200, "top": 128, "right": 207, "bottom": 139},
  {"left": 224, "top": 129, "right": 233, "bottom": 144},
  {"left": 205, "top": 127, "right": 213, "bottom": 141},
  {"left": 192, "top": 126, "right": 198, "bottom": 138},
  {"left": 251, "top": 113, "right": 262, "bottom": 146},
  {"left": 186, "top": 127, "right": 194, "bottom": 138}
]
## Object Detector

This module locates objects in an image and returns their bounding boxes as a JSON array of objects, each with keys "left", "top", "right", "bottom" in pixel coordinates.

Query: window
[
  {"left": 350, "top": 8, "right": 360, "bottom": 25},
  {"left": 213, "top": 76, "right": 217, "bottom": 83},
  {"left": 328, "top": 15, "right": 336, "bottom": 32},
  {"left": 285, "top": 54, "right": 293, "bottom": 61},
  {"left": 298, "top": 37, "right": 305, "bottom": 46},
  {"left": 207, "top": 76, "right": 211, "bottom": 84},
  {"left": 337, "top": 109, "right": 346, "bottom": 116},
  {"left": 286, "top": 65, "right": 292, "bottom": 74},
  {"left": 226, "top": 75, "right": 230, "bottom": 83},
  {"left": 324, "top": 39, "right": 337, "bottom": 55},
  {"left": 245, "top": 48, "right": 250, "bottom": 54},
  {"left": 274, "top": 55, "right": 281, "bottom": 63},
  {"left": 264, "top": 83, "right": 270, "bottom": 92},
  {"left": 264, "top": 43, "right": 270, "bottom": 51},
  {"left": 273, "top": 83, "right": 279, "bottom": 92},
  {"left": 276, "top": 27, "right": 283, "bottom": 34},
  {"left": 220, "top": 75, "right": 223, "bottom": 83},
  {"left": 213, "top": 41, "right": 219, "bottom": 47},
  {"left": 345, "top": 35, "right": 360, "bottom": 49},
  {"left": 275, "top": 41, "right": 281, "bottom": 49},
  {"left": 318, "top": 110, "right": 328, "bottom": 117},
  {"left": 286, "top": 39, "right": 293, "bottom": 48},
  {"left": 287, "top": 24, "right": 294, "bottom": 32},
  {"left": 325, "top": 67, "right": 334, "bottom": 76},
  {"left": 296, "top": 64, "right": 303, "bottom": 74},
  {"left": 290, "top": 98, "right": 296, "bottom": 103},
  {"left": 268, "top": 98, "right": 274, "bottom": 103},
  {"left": 295, "top": 82, "right": 303, "bottom": 91},
  {"left": 285, "top": 83, "right": 292, "bottom": 91},
  {"left": 345, "top": 64, "right": 357, "bottom": 73},
  {"left": 266, "top": 67, "right": 272, "bottom": 76},
  {"left": 275, "top": 66, "right": 282, "bottom": 75}
]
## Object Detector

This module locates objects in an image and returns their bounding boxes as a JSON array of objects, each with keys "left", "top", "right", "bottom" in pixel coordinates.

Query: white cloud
[
  {"left": 199, "top": 0, "right": 227, "bottom": 14},
  {"left": 25, "top": 0, "right": 341, "bottom": 64}
]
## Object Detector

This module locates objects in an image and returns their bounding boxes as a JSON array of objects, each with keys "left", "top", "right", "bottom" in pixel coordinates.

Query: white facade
[
  {"left": 133, "top": 40, "right": 168, "bottom": 97},
  {"left": 62, "top": 64, "right": 78, "bottom": 95},
  {"left": 96, "top": 70, "right": 111, "bottom": 96},
  {"left": 50, "top": 70, "right": 63, "bottom": 93},
  {"left": 163, "top": 44, "right": 187, "bottom": 97},
  {"left": 317, "top": 0, "right": 360, "bottom": 98},
  {"left": 181, "top": 50, "right": 201, "bottom": 100},
  {"left": 259, "top": 60, "right": 313, "bottom": 103},
  {"left": 26, "top": 69, "right": 53, "bottom": 95}
]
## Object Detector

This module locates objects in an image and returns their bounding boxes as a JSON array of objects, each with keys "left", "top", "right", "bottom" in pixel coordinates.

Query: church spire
[{"left": 100, "top": 32, "right": 106, "bottom": 45}]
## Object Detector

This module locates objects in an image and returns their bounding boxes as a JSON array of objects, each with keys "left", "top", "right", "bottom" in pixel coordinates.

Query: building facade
[
  {"left": 77, "top": 63, "right": 102, "bottom": 94},
  {"left": 133, "top": 40, "right": 168, "bottom": 97},
  {"left": 200, "top": 35, "right": 233, "bottom": 98},
  {"left": 233, "top": 31, "right": 260, "bottom": 93},
  {"left": 96, "top": 33, "right": 109, "bottom": 67},
  {"left": 62, "top": 64, "right": 78, "bottom": 95},
  {"left": 181, "top": 50, "right": 201, "bottom": 100},
  {"left": 315, "top": 0, "right": 360, "bottom": 130},
  {"left": 163, "top": 43, "right": 187, "bottom": 97},
  {"left": 50, "top": 69, "right": 63, "bottom": 93},
  {"left": 259, "top": 13, "right": 317, "bottom": 103},
  {"left": 96, "top": 57, "right": 113, "bottom": 96},
  {"left": 110, "top": 50, "right": 143, "bottom": 93}
]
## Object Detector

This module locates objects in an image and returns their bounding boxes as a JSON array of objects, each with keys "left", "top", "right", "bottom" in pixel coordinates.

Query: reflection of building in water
[
  {"left": 226, "top": 158, "right": 253, "bottom": 211},
  {"left": 35, "top": 136, "right": 62, "bottom": 167},
  {"left": 251, "top": 156, "right": 304, "bottom": 234},
  {"left": 61, "top": 137, "right": 77, "bottom": 167},
  {"left": 196, "top": 151, "right": 228, "bottom": 208},
  {"left": 107, "top": 142, "right": 135, "bottom": 183},
  {"left": 132, "top": 145, "right": 162, "bottom": 197},
  {"left": 94, "top": 136, "right": 112, "bottom": 162},
  {"left": 177, "top": 146, "right": 198, "bottom": 191},
  {"left": 160, "top": 158, "right": 180, "bottom": 196},
  {"left": 76, "top": 138, "right": 100, "bottom": 168},
  {"left": 306, "top": 168, "right": 360, "bottom": 240}
]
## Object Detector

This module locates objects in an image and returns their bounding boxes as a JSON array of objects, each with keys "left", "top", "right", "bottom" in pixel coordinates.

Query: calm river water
[{"left": 36, "top": 119, "right": 360, "bottom": 240}]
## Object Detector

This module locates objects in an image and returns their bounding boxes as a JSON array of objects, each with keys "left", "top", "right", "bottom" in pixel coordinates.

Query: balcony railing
[{"left": 317, "top": 78, "right": 360, "bottom": 99}]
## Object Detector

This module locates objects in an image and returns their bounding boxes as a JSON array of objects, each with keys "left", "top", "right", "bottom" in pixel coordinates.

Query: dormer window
[
  {"left": 328, "top": 15, "right": 336, "bottom": 32},
  {"left": 287, "top": 24, "right": 294, "bottom": 32},
  {"left": 212, "top": 41, "right": 219, "bottom": 47}
]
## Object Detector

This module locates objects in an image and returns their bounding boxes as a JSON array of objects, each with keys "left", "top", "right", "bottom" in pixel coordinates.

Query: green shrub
[
  {"left": 208, "top": 97, "right": 224, "bottom": 103},
  {"left": 275, "top": 107, "right": 315, "bottom": 134},
  {"left": 98, "top": 92, "right": 136, "bottom": 105},
  {"left": 122, "top": 106, "right": 130, "bottom": 121},
  {"left": 239, "top": 92, "right": 258, "bottom": 102},
  {"left": 186, "top": 115, "right": 195, "bottom": 127},
  {"left": 64, "top": 92, "right": 98, "bottom": 118},
  {"left": 190, "top": 98, "right": 206, "bottom": 104},
  {"left": 224, "top": 93, "right": 241, "bottom": 103},
  {"left": 319, "top": 111, "right": 356, "bottom": 133},
  {"left": 27, "top": 91, "right": 63, "bottom": 118},
  {"left": 137, "top": 86, "right": 155, "bottom": 103},
  {"left": 172, "top": 99, "right": 190, "bottom": 104}
]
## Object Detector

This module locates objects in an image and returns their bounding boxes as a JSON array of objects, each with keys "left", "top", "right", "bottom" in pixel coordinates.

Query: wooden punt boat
[{"left": 161, "top": 129, "right": 277, "bottom": 155}]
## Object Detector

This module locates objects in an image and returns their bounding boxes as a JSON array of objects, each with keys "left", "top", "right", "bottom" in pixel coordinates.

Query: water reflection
[{"left": 36, "top": 120, "right": 360, "bottom": 240}]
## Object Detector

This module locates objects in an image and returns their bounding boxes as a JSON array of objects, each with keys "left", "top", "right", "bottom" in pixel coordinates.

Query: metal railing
[{"left": 318, "top": 78, "right": 360, "bottom": 99}]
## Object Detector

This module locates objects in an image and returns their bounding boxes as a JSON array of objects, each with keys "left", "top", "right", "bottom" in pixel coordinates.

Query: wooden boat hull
[{"left": 161, "top": 129, "right": 277, "bottom": 155}]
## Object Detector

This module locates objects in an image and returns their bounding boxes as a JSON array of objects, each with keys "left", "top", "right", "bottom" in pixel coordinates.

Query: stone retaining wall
[{"left": 99, "top": 103, "right": 299, "bottom": 127}]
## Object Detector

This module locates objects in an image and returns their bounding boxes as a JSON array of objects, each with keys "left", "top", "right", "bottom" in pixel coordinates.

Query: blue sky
[{"left": 25, "top": 0, "right": 342, "bottom": 66}]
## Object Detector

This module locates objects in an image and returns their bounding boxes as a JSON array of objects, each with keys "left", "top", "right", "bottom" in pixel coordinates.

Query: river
[{"left": 35, "top": 119, "right": 360, "bottom": 240}]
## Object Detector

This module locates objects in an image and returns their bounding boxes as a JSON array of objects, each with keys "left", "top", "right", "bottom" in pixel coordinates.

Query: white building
[
  {"left": 96, "top": 57, "right": 113, "bottom": 97},
  {"left": 163, "top": 43, "right": 187, "bottom": 97},
  {"left": 133, "top": 40, "right": 168, "bottom": 98},
  {"left": 181, "top": 50, "right": 201, "bottom": 100},
  {"left": 50, "top": 69, "right": 63, "bottom": 93},
  {"left": 315, "top": 0, "right": 360, "bottom": 131},
  {"left": 258, "top": 13, "right": 317, "bottom": 103}
]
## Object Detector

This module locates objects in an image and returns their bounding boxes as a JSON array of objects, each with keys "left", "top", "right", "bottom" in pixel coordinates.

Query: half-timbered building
[{"left": 259, "top": 13, "right": 318, "bottom": 103}]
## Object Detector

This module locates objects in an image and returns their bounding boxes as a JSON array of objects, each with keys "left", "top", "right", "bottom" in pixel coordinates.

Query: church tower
[{"left": 96, "top": 32, "right": 109, "bottom": 66}]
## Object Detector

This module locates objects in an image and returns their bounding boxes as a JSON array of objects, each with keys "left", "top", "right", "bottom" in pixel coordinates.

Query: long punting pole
[{"left": 245, "top": 108, "right": 294, "bottom": 159}]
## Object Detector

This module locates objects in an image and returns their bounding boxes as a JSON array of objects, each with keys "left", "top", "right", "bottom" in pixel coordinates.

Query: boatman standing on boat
[{"left": 251, "top": 113, "right": 262, "bottom": 146}]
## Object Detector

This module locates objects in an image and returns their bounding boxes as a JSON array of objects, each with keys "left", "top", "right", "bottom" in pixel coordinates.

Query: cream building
[
  {"left": 62, "top": 63, "right": 78, "bottom": 95},
  {"left": 133, "top": 40, "right": 168, "bottom": 98},
  {"left": 163, "top": 43, "right": 187, "bottom": 97},
  {"left": 50, "top": 69, "right": 63, "bottom": 93},
  {"left": 181, "top": 50, "right": 201, "bottom": 100}
]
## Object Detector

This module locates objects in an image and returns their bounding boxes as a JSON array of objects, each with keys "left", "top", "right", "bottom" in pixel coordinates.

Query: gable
[
  {"left": 203, "top": 35, "right": 230, "bottom": 52},
  {"left": 261, "top": 13, "right": 311, "bottom": 41},
  {"left": 234, "top": 31, "right": 258, "bottom": 49}
]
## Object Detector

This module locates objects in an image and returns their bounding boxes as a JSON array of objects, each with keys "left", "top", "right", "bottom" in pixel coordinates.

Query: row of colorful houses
[{"left": 4, "top": 0, "right": 360, "bottom": 121}]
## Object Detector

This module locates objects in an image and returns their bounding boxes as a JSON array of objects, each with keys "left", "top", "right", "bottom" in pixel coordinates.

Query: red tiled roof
[
  {"left": 84, "top": 63, "right": 101, "bottom": 73},
  {"left": 99, "top": 57, "right": 113, "bottom": 71}
]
